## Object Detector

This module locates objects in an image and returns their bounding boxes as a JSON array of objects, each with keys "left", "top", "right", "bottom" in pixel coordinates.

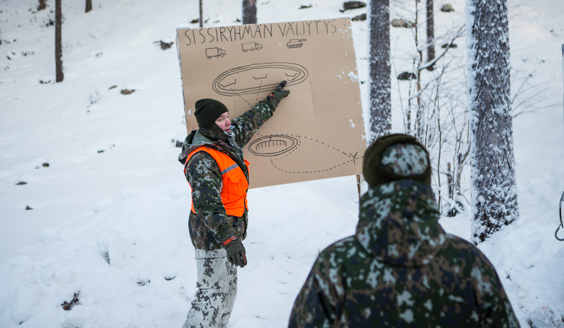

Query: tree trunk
[
  {"left": 426, "top": 0, "right": 435, "bottom": 71},
  {"left": 447, "top": 162, "right": 458, "bottom": 217},
  {"left": 368, "top": 0, "right": 391, "bottom": 141},
  {"left": 55, "top": 0, "right": 64, "bottom": 82},
  {"left": 199, "top": 0, "right": 203, "bottom": 28},
  {"left": 85, "top": 0, "right": 92, "bottom": 13},
  {"left": 38, "top": 0, "right": 46, "bottom": 11},
  {"left": 466, "top": 0, "right": 517, "bottom": 243},
  {"left": 242, "top": 0, "right": 257, "bottom": 25}
]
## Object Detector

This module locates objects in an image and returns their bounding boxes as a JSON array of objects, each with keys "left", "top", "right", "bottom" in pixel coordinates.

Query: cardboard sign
[{"left": 176, "top": 18, "right": 366, "bottom": 188}]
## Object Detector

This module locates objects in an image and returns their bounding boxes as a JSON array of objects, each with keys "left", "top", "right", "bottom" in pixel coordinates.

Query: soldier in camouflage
[
  {"left": 179, "top": 82, "right": 289, "bottom": 328},
  {"left": 288, "top": 134, "right": 520, "bottom": 328}
]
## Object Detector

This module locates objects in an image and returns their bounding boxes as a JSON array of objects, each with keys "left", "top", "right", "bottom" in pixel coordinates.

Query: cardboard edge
[{"left": 176, "top": 28, "right": 188, "bottom": 128}]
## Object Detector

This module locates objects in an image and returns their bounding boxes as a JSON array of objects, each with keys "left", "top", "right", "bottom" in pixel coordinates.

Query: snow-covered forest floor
[{"left": 1, "top": 0, "right": 563, "bottom": 327}]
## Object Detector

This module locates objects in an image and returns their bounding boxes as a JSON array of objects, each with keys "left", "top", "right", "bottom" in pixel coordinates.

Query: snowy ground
[{"left": 1, "top": 0, "right": 563, "bottom": 327}]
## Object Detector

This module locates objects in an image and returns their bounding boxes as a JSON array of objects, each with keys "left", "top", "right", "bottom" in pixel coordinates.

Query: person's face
[{"left": 215, "top": 112, "right": 231, "bottom": 133}]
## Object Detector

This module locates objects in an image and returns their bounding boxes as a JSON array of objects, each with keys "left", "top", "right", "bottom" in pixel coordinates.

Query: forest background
[{"left": 0, "top": 0, "right": 563, "bottom": 327}]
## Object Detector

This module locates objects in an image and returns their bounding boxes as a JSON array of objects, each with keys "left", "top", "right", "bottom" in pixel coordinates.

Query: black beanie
[
  {"left": 194, "top": 99, "right": 229, "bottom": 129},
  {"left": 363, "top": 134, "right": 432, "bottom": 187}
]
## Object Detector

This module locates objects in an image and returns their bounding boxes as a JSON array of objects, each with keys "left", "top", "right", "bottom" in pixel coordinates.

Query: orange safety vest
[{"left": 184, "top": 147, "right": 249, "bottom": 217}]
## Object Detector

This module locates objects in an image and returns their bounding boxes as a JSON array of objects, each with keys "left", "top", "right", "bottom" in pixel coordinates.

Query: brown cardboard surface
[{"left": 176, "top": 18, "right": 366, "bottom": 188}]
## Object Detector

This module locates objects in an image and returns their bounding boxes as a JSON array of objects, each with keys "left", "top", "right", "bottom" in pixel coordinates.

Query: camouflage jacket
[
  {"left": 289, "top": 180, "right": 520, "bottom": 328},
  {"left": 178, "top": 100, "right": 275, "bottom": 250}
]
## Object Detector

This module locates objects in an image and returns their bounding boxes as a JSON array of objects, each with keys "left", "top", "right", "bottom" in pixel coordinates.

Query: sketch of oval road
[
  {"left": 248, "top": 135, "right": 299, "bottom": 157},
  {"left": 212, "top": 62, "right": 308, "bottom": 96},
  {"left": 248, "top": 134, "right": 362, "bottom": 174}
]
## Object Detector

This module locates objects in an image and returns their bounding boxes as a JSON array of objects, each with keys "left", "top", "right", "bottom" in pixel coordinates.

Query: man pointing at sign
[{"left": 178, "top": 81, "right": 289, "bottom": 328}]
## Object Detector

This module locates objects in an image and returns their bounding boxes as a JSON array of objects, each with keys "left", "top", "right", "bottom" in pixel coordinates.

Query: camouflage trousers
[{"left": 183, "top": 249, "right": 237, "bottom": 328}]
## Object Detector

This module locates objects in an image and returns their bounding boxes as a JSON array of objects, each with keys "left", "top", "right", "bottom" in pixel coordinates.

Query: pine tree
[
  {"left": 199, "top": 0, "right": 203, "bottom": 28},
  {"left": 242, "top": 0, "right": 257, "bottom": 25},
  {"left": 55, "top": 0, "right": 64, "bottom": 82},
  {"left": 86, "top": 0, "right": 92, "bottom": 13},
  {"left": 368, "top": 0, "right": 391, "bottom": 140},
  {"left": 466, "top": 0, "right": 518, "bottom": 243},
  {"left": 426, "top": 0, "right": 435, "bottom": 71}
]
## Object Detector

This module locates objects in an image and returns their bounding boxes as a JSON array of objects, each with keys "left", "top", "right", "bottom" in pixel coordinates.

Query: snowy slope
[{"left": 1, "top": 0, "right": 563, "bottom": 327}]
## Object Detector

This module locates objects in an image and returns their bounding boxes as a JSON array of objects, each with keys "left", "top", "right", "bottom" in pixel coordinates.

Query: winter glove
[
  {"left": 266, "top": 80, "right": 290, "bottom": 110},
  {"left": 221, "top": 232, "right": 247, "bottom": 268}
]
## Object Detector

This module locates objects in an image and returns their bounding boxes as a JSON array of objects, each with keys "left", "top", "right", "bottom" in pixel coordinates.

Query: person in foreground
[
  {"left": 288, "top": 133, "right": 520, "bottom": 328},
  {"left": 179, "top": 81, "right": 289, "bottom": 328}
]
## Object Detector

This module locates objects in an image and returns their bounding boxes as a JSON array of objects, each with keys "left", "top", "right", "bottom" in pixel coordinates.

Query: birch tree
[
  {"left": 368, "top": 0, "right": 391, "bottom": 140},
  {"left": 466, "top": 0, "right": 518, "bottom": 243}
]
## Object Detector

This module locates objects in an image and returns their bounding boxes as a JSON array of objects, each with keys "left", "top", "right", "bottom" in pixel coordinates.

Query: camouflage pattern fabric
[
  {"left": 183, "top": 249, "right": 237, "bottom": 328},
  {"left": 381, "top": 143, "right": 429, "bottom": 176},
  {"left": 289, "top": 180, "right": 520, "bottom": 328},
  {"left": 178, "top": 100, "right": 274, "bottom": 250}
]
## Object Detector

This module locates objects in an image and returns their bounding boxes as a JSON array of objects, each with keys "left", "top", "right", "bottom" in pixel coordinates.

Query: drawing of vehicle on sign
[
  {"left": 205, "top": 47, "right": 226, "bottom": 59},
  {"left": 242, "top": 42, "right": 262, "bottom": 52},
  {"left": 287, "top": 39, "right": 307, "bottom": 48}
]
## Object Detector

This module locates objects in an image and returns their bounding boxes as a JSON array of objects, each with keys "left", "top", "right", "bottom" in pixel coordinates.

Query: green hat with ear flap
[
  {"left": 194, "top": 98, "right": 229, "bottom": 130},
  {"left": 363, "top": 134, "right": 432, "bottom": 187}
]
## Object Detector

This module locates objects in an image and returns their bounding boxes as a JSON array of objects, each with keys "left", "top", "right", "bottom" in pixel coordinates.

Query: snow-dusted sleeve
[
  {"left": 231, "top": 100, "right": 275, "bottom": 148},
  {"left": 288, "top": 256, "right": 344, "bottom": 328},
  {"left": 471, "top": 253, "right": 521, "bottom": 328}
]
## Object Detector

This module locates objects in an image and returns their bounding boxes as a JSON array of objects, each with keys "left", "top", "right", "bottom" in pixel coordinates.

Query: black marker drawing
[
  {"left": 220, "top": 79, "right": 236, "bottom": 88},
  {"left": 247, "top": 133, "right": 362, "bottom": 174},
  {"left": 205, "top": 47, "right": 226, "bottom": 59},
  {"left": 349, "top": 152, "right": 359, "bottom": 165},
  {"left": 248, "top": 135, "right": 299, "bottom": 157},
  {"left": 287, "top": 39, "right": 307, "bottom": 48},
  {"left": 242, "top": 42, "right": 263, "bottom": 52},
  {"left": 212, "top": 62, "right": 308, "bottom": 96}
]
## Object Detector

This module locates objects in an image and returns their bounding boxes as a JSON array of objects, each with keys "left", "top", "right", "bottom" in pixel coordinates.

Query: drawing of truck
[
  {"left": 287, "top": 39, "right": 307, "bottom": 48},
  {"left": 242, "top": 42, "right": 263, "bottom": 53},
  {"left": 206, "top": 47, "right": 226, "bottom": 59}
]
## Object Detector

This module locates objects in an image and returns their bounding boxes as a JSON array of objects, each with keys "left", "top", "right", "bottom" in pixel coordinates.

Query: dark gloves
[
  {"left": 266, "top": 80, "right": 290, "bottom": 110},
  {"left": 221, "top": 233, "right": 247, "bottom": 268}
]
